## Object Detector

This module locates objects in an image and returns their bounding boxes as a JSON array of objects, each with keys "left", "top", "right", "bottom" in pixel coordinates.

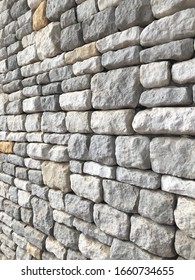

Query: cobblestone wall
[{"left": 0, "top": 0, "right": 195, "bottom": 260}]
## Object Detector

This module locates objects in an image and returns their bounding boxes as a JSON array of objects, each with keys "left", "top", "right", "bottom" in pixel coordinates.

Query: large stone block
[
  {"left": 25, "top": 113, "right": 41, "bottom": 132},
  {"left": 175, "top": 230, "right": 195, "bottom": 260},
  {"left": 60, "top": 8, "right": 77, "bottom": 29},
  {"left": 115, "top": 0, "right": 153, "bottom": 30},
  {"left": 35, "top": 22, "right": 61, "bottom": 60},
  {"left": 59, "top": 90, "right": 92, "bottom": 111},
  {"left": 91, "top": 67, "right": 141, "bottom": 109},
  {"left": 77, "top": 0, "right": 98, "bottom": 22},
  {"left": 49, "top": 145, "right": 69, "bottom": 163},
  {"left": 150, "top": 137, "right": 195, "bottom": 179},
  {"left": 140, "top": 62, "right": 171, "bottom": 88},
  {"left": 23, "top": 96, "right": 43, "bottom": 113},
  {"left": 7, "top": 115, "right": 26, "bottom": 132},
  {"left": 42, "top": 161, "right": 70, "bottom": 193},
  {"left": 10, "top": 0, "right": 29, "bottom": 19},
  {"left": 46, "top": 0, "right": 75, "bottom": 21},
  {"left": 82, "top": 7, "right": 117, "bottom": 43},
  {"left": 66, "top": 111, "right": 91, "bottom": 133},
  {"left": 174, "top": 197, "right": 195, "bottom": 238},
  {"left": 91, "top": 110, "right": 135, "bottom": 135},
  {"left": 27, "top": 143, "right": 52, "bottom": 160},
  {"left": 61, "top": 23, "right": 84, "bottom": 52},
  {"left": 79, "top": 234, "right": 110, "bottom": 260},
  {"left": 41, "top": 112, "right": 66, "bottom": 133},
  {"left": 68, "top": 134, "right": 90, "bottom": 160},
  {"left": 140, "top": 8, "right": 195, "bottom": 46},
  {"left": 70, "top": 174, "right": 102, "bottom": 203},
  {"left": 172, "top": 58, "right": 195, "bottom": 84},
  {"left": 93, "top": 204, "right": 130, "bottom": 240},
  {"left": 33, "top": 0, "right": 49, "bottom": 31},
  {"left": 130, "top": 215, "right": 176, "bottom": 258},
  {"left": 115, "top": 136, "right": 151, "bottom": 170},
  {"left": 103, "top": 180, "right": 139, "bottom": 213}
]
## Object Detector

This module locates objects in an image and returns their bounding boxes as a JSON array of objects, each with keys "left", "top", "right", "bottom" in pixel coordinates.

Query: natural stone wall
[{"left": 0, "top": 0, "right": 195, "bottom": 260}]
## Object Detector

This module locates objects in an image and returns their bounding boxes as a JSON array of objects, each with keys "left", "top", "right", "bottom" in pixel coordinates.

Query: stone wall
[{"left": 0, "top": 0, "right": 195, "bottom": 260}]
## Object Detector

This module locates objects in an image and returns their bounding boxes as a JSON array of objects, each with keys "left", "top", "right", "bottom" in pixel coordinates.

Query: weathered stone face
[{"left": 33, "top": 1, "right": 49, "bottom": 31}]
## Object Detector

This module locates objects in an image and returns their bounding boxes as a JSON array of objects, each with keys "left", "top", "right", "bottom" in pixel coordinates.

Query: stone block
[
  {"left": 25, "top": 113, "right": 42, "bottom": 132},
  {"left": 70, "top": 174, "right": 102, "bottom": 203},
  {"left": 46, "top": 0, "right": 75, "bottom": 21},
  {"left": 22, "top": 76, "right": 36, "bottom": 87},
  {"left": 41, "top": 112, "right": 66, "bottom": 133},
  {"left": 174, "top": 197, "right": 195, "bottom": 238},
  {"left": 28, "top": 170, "right": 43, "bottom": 185},
  {"left": 103, "top": 180, "right": 139, "bottom": 213},
  {"left": 23, "top": 96, "right": 43, "bottom": 113},
  {"left": 46, "top": 236, "right": 66, "bottom": 260},
  {"left": 33, "top": 0, "right": 49, "bottom": 31},
  {"left": 11, "top": 0, "right": 29, "bottom": 19},
  {"left": 23, "top": 85, "right": 41, "bottom": 97},
  {"left": 98, "top": 0, "right": 122, "bottom": 10},
  {"left": 94, "top": 204, "right": 130, "bottom": 240},
  {"left": 69, "top": 160, "right": 83, "bottom": 174},
  {"left": 83, "top": 161, "right": 115, "bottom": 179},
  {"left": 82, "top": 7, "right": 117, "bottom": 43},
  {"left": 59, "top": 90, "right": 92, "bottom": 111},
  {"left": 53, "top": 210, "right": 74, "bottom": 228},
  {"left": 42, "top": 83, "right": 62, "bottom": 95},
  {"left": 7, "top": 42, "right": 23, "bottom": 57},
  {"left": 77, "top": 0, "right": 98, "bottom": 22},
  {"left": 36, "top": 73, "right": 50, "bottom": 84},
  {"left": 0, "top": 59, "right": 7, "bottom": 74},
  {"left": 7, "top": 55, "right": 18, "bottom": 71},
  {"left": 73, "top": 56, "right": 103, "bottom": 76},
  {"left": 79, "top": 234, "right": 110, "bottom": 260},
  {"left": 65, "top": 194, "right": 94, "bottom": 222},
  {"left": 91, "top": 110, "right": 135, "bottom": 135},
  {"left": 61, "top": 23, "right": 84, "bottom": 52},
  {"left": 27, "top": 143, "right": 52, "bottom": 160},
  {"left": 66, "top": 111, "right": 91, "bottom": 133},
  {"left": 68, "top": 134, "right": 90, "bottom": 160},
  {"left": 133, "top": 108, "right": 195, "bottom": 135},
  {"left": 60, "top": 8, "right": 77, "bottom": 29},
  {"left": 16, "top": 22, "right": 33, "bottom": 41},
  {"left": 115, "top": 136, "right": 150, "bottom": 169},
  {"left": 43, "top": 133, "right": 70, "bottom": 145},
  {"left": 48, "top": 189, "right": 64, "bottom": 210},
  {"left": 3, "top": 80, "right": 23, "bottom": 94},
  {"left": 18, "top": 190, "right": 31, "bottom": 208},
  {"left": 140, "top": 39, "right": 194, "bottom": 63},
  {"left": 42, "top": 161, "right": 71, "bottom": 193},
  {"left": 140, "top": 62, "right": 171, "bottom": 88},
  {"left": 0, "top": 93, "right": 8, "bottom": 115},
  {"left": 25, "top": 225, "right": 46, "bottom": 249},
  {"left": 49, "top": 146, "right": 69, "bottom": 163},
  {"left": 28, "top": 0, "right": 43, "bottom": 9},
  {"left": 140, "top": 8, "right": 195, "bottom": 46},
  {"left": 35, "top": 22, "right": 61, "bottom": 60},
  {"left": 12, "top": 232, "right": 27, "bottom": 249},
  {"left": 17, "top": 45, "right": 39, "bottom": 67},
  {"left": 130, "top": 215, "right": 176, "bottom": 258},
  {"left": 21, "top": 32, "right": 36, "bottom": 48},
  {"left": 0, "top": 142, "right": 13, "bottom": 154},
  {"left": 139, "top": 87, "right": 192, "bottom": 108},
  {"left": 161, "top": 175, "right": 195, "bottom": 199},
  {"left": 172, "top": 58, "right": 195, "bottom": 84},
  {"left": 49, "top": 66, "right": 73, "bottom": 82},
  {"left": 150, "top": 137, "right": 195, "bottom": 180},
  {"left": 175, "top": 230, "right": 195, "bottom": 260},
  {"left": 0, "top": 9, "right": 12, "bottom": 30},
  {"left": 31, "top": 184, "right": 48, "bottom": 200},
  {"left": 4, "top": 200, "right": 20, "bottom": 220},
  {"left": 7, "top": 115, "right": 26, "bottom": 132},
  {"left": 6, "top": 100, "right": 23, "bottom": 115},
  {"left": 53, "top": 222, "right": 80, "bottom": 250},
  {"left": 91, "top": 67, "right": 141, "bottom": 109},
  {"left": 26, "top": 243, "right": 41, "bottom": 259}
]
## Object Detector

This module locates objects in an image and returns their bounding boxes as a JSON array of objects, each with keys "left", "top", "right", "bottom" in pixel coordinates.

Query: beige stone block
[
  {"left": 65, "top": 42, "right": 100, "bottom": 64},
  {"left": 0, "top": 142, "right": 14, "bottom": 153},
  {"left": 26, "top": 243, "right": 42, "bottom": 259},
  {"left": 33, "top": 0, "right": 49, "bottom": 31}
]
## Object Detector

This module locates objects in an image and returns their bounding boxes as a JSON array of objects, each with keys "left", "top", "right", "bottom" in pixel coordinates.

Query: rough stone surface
[
  {"left": 41, "top": 112, "right": 66, "bottom": 133},
  {"left": 61, "top": 23, "right": 84, "bottom": 52},
  {"left": 60, "top": 90, "right": 92, "bottom": 111},
  {"left": 0, "top": 142, "right": 13, "bottom": 154},
  {"left": 45, "top": 236, "right": 66, "bottom": 259},
  {"left": 83, "top": 161, "right": 115, "bottom": 179},
  {"left": 33, "top": 0, "right": 49, "bottom": 31},
  {"left": 172, "top": 58, "right": 195, "bottom": 84},
  {"left": 62, "top": 75, "right": 91, "bottom": 93},
  {"left": 73, "top": 56, "right": 103, "bottom": 76},
  {"left": 77, "top": 0, "right": 98, "bottom": 22},
  {"left": 46, "top": 0, "right": 75, "bottom": 21},
  {"left": 175, "top": 230, "right": 195, "bottom": 260},
  {"left": 68, "top": 134, "right": 90, "bottom": 161},
  {"left": 66, "top": 112, "right": 91, "bottom": 133}
]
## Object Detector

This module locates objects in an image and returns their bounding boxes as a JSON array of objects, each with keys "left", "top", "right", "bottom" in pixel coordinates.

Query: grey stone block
[
  {"left": 10, "top": 0, "right": 29, "bottom": 20},
  {"left": 49, "top": 66, "right": 73, "bottom": 82},
  {"left": 36, "top": 73, "right": 50, "bottom": 85},
  {"left": 69, "top": 160, "right": 83, "bottom": 174},
  {"left": 7, "top": 55, "right": 18, "bottom": 71},
  {"left": 62, "top": 74, "right": 91, "bottom": 93},
  {"left": 60, "top": 90, "right": 92, "bottom": 111},
  {"left": 25, "top": 113, "right": 42, "bottom": 132},
  {"left": 7, "top": 42, "right": 23, "bottom": 57},
  {"left": 42, "top": 83, "right": 62, "bottom": 96},
  {"left": 6, "top": 100, "right": 23, "bottom": 115},
  {"left": 41, "top": 112, "right": 66, "bottom": 133},
  {"left": 73, "top": 56, "right": 103, "bottom": 76},
  {"left": 3, "top": 80, "right": 23, "bottom": 94},
  {"left": 16, "top": 22, "right": 33, "bottom": 41},
  {"left": 68, "top": 134, "right": 90, "bottom": 160},
  {"left": 53, "top": 210, "right": 74, "bottom": 228},
  {"left": 22, "top": 76, "right": 37, "bottom": 87},
  {"left": 60, "top": 8, "right": 77, "bottom": 29},
  {"left": 77, "top": 0, "right": 98, "bottom": 22},
  {"left": 28, "top": 170, "right": 43, "bottom": 185},
  {"left": 61, "top": 23, "right": 84, "bottom": 52},
  {"left": 48, "top": 189, "right": 64, "bottom": 210},
  {"left": 0, "top": 9, "right": 12, "bottom": 29},
  {"left": 175, "top": 230, "right": 195, "bottom": 260},
  {"left": 83, "top": 161, "right": 115, "bottom": 179},
  {"left": 7, "top": 115, "right": 26, "bottom": 132},
  {"left": 66, "top": 111, "right": 91, "bottom": 133},
  {"left": 46, "top": 236, "right": 66, "bottom": 259},
  {"left": 4, "top": 200, "right": 20, "bottom": 220},
  {"left": 25, "top": 225, "right": 46, "bottom": 250},
  {"left": 23, "top": 96, "right": 43, "bottom": 113},
  {"left": 2, "top": 162, "right": 15, "bottom": 176},
  {"left": 46, "top": 0, "right": 75, "bottom": 21}
]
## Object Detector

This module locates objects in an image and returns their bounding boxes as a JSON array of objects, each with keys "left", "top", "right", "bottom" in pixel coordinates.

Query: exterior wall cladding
[{"left": 0, "top": 0, "right": 195, "bottom": 260}]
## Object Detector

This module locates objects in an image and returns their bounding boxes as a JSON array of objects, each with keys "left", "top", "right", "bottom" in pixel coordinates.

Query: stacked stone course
[{"left": 0, "top": 0, "right": 195, "bottom": 260}]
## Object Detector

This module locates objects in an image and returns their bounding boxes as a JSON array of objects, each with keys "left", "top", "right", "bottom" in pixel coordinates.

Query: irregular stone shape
[
  {"left": 27, "top": 0, "right": 43, "bottom": 9},
  {"left": 46, "top": 0, "right": 75, "bottom": 21},
  {"left": 79, "top": 234, "right": 110, "bottom": 260},
  {"left": 18, "top": 190, "right": 31, "bottom": 208},
  {"left": 130, "top": 215, "right": 176, "bottom": 258},
  {"left": 43, "top": 133, "right": 70, "bottom": 145},
  {"left": 7, "top": 115, "right": 26, "bottom": 132},
  {"left": 140, "top": 8, "right": 195, "bottom": 46},
  {"left": 133, "top": 108, "right": 195, "bottom": 135},
  {"left": 61, "top": 23, "right": 84, "bottom": 52},
  {"left": 115, "top": 136, "right": 151, "bottom": 170},
  {"left": 40, "top": 53, "right": 65, "bottom": 72},
  {"left": 83, "top": 161, "right": 115, "bottom": 179},
  {"left": 96, "top": 26, "right": 142, "bottom": 53},
  {"left": 69, "top": 160, "right": 83, "bottom": 174},
  {"left": 140, "top": 39, "right": 194, "bottom": 63},
  {"left": 94, "top": 204, "right": 130, "bottom": 240},
  {"left": 23, "top": 85, "right": 41, "bottom": 97},
  {"left": 49, "top": 145, "right": 69, "bottom": 163},
  {"left": 25, "top": 113, "right": 41, "bottom": 132},
  {"left": 91, "top": 110, "right": 135, "bottom": 135},
  {"left": 60, "top": 8, "right": 77, "bottom": 29},
  {"left": 23, "top": 96, "right": 43, "bottom": 113},
  {"left": 10, "top": 0, "right": 29, "bottom": 19},
  {"left": 46, "top": 236, "right": 66, "bottom": 260},
  {"left": 0, "top": 142, "right": 13, "bottom": 153},
  {"left": 42, "top": 83, "right": 62, "bottom": 95},
  {"left": 102, "top": 46, "right": 141, "bottom": 70},
  {"left": 35, "top": 22, "right": 61, "bottom": 60},
  {"left": 66, "top": 111, "right": 91, "bottom": 133},
  {"left": 25, "top": 226, "right": 46, "bottom": 249},
  {"left": 116, "top": 0, "right": 153, "bottom": 31},
  {"left": 36, "top": 73, "right": 50, "bottom": 85},
  {"left": 150, "top": 137, "right": 195, "bottom": 180},
  {"left": 98, "top": 0, "right": 122, "bottom": 10},
  {"left": 59, "top": 90, "right": 92, "bottom": 111},
  {"left": 49, "top": 66, "right": 73, "bottom": 82},
  {"left": 110, "top": 239, "right": 161, "bottom": 260},
  {"left": 21, "top": 32, "right": 35, "bottom": 48},
  {"left": 65, "top": 194, "right": 94, "bottom": 223},
  {"left": 91, "top": 67, "right": 141, "bottom": 109},
  {"left": 73, "top": 56, "right": 103, "bottom": 75},
  {"left": 175, "top": 230, "right": 195, "bottom": 260},
  {"left": 174, "top": 197, "right": 195, "bottom": 238},
  {"left": 151, "top": 0, "right": 195, "bottom": 19},
  {"left": 82, "top": 7, "right": 117, "bottom": 43},
  {"left": 0, "top": 59, "right": 7, "bottom": 73},
  {"left": 53, "top": 210, "right": 74, "bottom": 227},
  {"left": 26, "top": 243, "right": 41, "bottom": 259},
  {"left": 27, "top": 143, "right": 52, "bottom": 160},
  {"left": 139, "top": 87, "right": 192, "bottom": 108},
  {"left": 48, "top": 189, "right": 64, "bottom": 210},
  {"left": 42, "top": 161, "right": 70, "bottom": 193},
  {"left": 3, "top": 200, "right": 20, "bottom": 220},
  {"left": 68, "top": 134, "right": 90, "bottom": 160},
  {"left": 6, "top": 100, "right": 23, "bottom": 115},
  {"left": 140, "top": 62, "right": 171, "bottom": 88},
  {"left": 31, "top": 197, "right": 53, "bottom": 235},
  {"left": 77, "top": 0, "right": 98, "bottom": 22},
  {"left": 70, "top": 174, "right": 102, "bottom": 203},
  {"left": 0, "top": 93, "right": 9, "bottom": 115},
  {"left": 172, "top": 58, "right": 195, "bottom": 84},
  {"left": 162, "top": 175, "right": 195, "bottom": 199},
  {"left": 16, "top": 22, "right": 33, "bottom": 41},
  {"left": 103, "top": 180, "right": 139, "bottom": 213},
  {"left": 138, "top": 189, "right": 175, "bottom": 225},
  {"left": 66, "top": 250, "right": 87, "bottom": 260},
  {"left": 33, "top": 0, "right": 49, "bottom": 31},
  {"left": 41, "top": 112, "right": 66, "bottom": 133},
  {"left": 65, "top": 42, "right": 100, "bottom": 65}
]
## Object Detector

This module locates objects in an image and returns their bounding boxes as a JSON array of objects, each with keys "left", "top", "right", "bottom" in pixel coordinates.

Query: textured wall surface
[{"left": 0, "top": 0, "right": 195, "bottom": 260}]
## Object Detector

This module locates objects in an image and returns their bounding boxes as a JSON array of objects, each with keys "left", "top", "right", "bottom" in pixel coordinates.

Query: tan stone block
[
  {"left": 33, "top": 0, "right": 49, "bottom": 31},
  {"left": 26, "top": 243, "right": 42, "bottom": 259},
  {"left": 65, "top": 42, "right": 100, "bottom": 64},
  {"left": 0, "top": 142, "right": 14, "bottom": 153}
]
